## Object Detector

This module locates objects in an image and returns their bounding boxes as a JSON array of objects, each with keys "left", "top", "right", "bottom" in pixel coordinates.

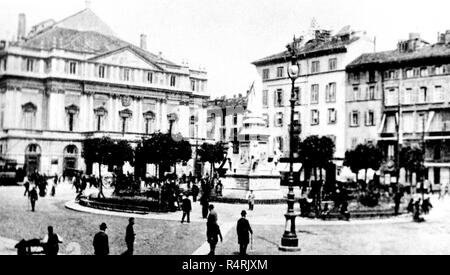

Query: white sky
[{"left": 1, "top": 0, "right": 450, "bottom": 98}]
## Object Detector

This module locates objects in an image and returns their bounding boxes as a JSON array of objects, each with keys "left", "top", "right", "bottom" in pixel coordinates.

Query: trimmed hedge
[
  {"left": 209, "top": 196, "right": 286, "bottom": 205},
  {"left": 79, "top": 195, "right": 173, "bottom": 214}
]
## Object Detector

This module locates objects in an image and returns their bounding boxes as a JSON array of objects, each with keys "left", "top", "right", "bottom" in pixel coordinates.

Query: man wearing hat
[
  {"left": 181, "top": 194, "right": 192, "bottom": 223},
  {"left": 93, "top": 222, "right": 109, "bottom": 255},
  {"left": 124, "top": 218, "right": 136, "bottom": 255},
  {"left": 236, "top": 210, "right": 253, "bottom": 255}
]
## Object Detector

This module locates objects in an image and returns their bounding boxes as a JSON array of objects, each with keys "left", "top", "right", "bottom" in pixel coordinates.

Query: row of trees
[{"left": 82, "top": 134, "right": 227, "bottom": 187}]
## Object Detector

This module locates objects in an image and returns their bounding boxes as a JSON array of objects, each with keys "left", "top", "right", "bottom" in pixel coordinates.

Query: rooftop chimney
[
  {"left": 140, "top": 34, "right": 147, "bottom": 50},
  {"left": 17, "top": 13, "right": 26, "bottom": 42}
]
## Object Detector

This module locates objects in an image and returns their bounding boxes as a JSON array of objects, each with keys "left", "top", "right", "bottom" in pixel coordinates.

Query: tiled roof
[
  {"left": 208, "top": 95, "right": 248, "bottom": 108},
  {"left": 19, "top": 9, "right": 176, "bottom": 66},
  {"left": 347, "top": 43, "right": 450, "bottom": 69},
  {"left": 252, "top": 36, "right": 360, "bottom": 65}
]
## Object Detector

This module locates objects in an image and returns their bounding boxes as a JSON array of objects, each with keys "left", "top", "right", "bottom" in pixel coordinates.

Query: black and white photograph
[{"left": 1, "top": 0, "right": 450, "bottom": 261}]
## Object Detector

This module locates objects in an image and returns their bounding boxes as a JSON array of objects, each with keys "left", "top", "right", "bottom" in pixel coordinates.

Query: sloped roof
[
  {"left": 19, "top": 8, "right": 177, "bottom": 66},
  {"left": 54, "top": 8, "right": 116, "bottom": 37},
  {"left": 347, "top": 43, "right": 450, "bottom": 70},
  {"left": 252, "top": 36, "right": 360, "bottom": 65}
]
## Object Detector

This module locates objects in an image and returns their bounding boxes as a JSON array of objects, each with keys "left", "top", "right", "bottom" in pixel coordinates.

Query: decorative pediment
[
  {"left": 22, "top": 102, "right": 37, "bottom": 113},
  {"left": 89, "top": 47, "right": 163, "bottom": 71},
  {"left": 119, "top": 108, "right": 133, "bottom": 118},
  {"left": 94, "top": 106, "right": 108, "bottom": 116},
  {"left": 65, "top": 104, "right": 80, "bottom": 114},
  {"left": 143, "top": 110, "right": 155, "bottom": 120}
]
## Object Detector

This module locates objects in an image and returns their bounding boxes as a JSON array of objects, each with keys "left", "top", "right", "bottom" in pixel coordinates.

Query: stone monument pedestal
[{"left": 222, "top": 173, "right": 283, "bottom": 200}]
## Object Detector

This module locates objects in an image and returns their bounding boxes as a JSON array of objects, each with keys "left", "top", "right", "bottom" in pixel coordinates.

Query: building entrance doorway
[{"left": 25, "top": 144, "right": 41, "bottom": 175}]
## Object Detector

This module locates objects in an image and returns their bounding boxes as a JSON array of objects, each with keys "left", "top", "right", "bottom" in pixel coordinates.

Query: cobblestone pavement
[{"left": 1, "top": 183, "right": 449, "bottom": 255}]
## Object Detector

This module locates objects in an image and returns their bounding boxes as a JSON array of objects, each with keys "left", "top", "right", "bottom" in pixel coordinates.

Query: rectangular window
[
  {"left": 311, "top": 61, "right": 320, "bottom": 73},
  {"left": 420, "top": 67, "right": 428, "bottom": 77},
  {"left": 123, "top": 69, "right": 130, "bottom": 81},
  {"left": 69, "top": 62, "right": 77, "bottom": 75},
  {"left": 26, "top": 58, "right": 34, "bottom": 72},
  {"left": 326, "top": 82, "right": 336, "bottom": 102},
  {"left": 350, "top": 111, "right": 359, "bottom": 127},
  {"left": 368, "top": 86, "right": 375, "bottom": 100},
  {"left": 435, "top": 66, "right": 443, "bottom": 75},
  {"left": 434, "top": 86, "right": 444, "bottom": 102},
  {"left": 262, "top": 90, "right": 268, "bottom": 107},
  {"left": 368, "top": 71, "right": 376, "bottom": 82},
  {"left": 233, "top": 114, "right": 238, "bottom": 125},
  {"left": 353, "top": 72, "right": 360, "bottom": 83},
  {"left": 328, "top": 108, "right": 336, "bottom": 124},
  {"left": 353, "top": 86, "right": 359, "bottom": 101},
  {"left": 98, "top": 65, "right": 105, "bottom": 78},
  {"left": 170, "top": 75, "right": 176, "bottom": 87},
  {"left": 328, "top": 58, "right": 337, "bottom": 71},
  {"left": 413, "top": 68, "right": 420, "bottom": 77},
  {"left": 275, "top": 112, "right": 284, "bottom": 127},
  {"left": 418, "top": 87, "right": 428, "bottom": 103},
  {"left": 191, "top": 79, "right": 196, "bottom": 91},
  {"left": 263, "top": 114, "right": 269, "bottom": 127},
  {"left": 276, "top": 137, "right": 284, "bottom": 152},
  {"left": 147, "top": 72, "right": 153, "bottom": 83},
  {"left": 3, "top": 58, "right": 7, "bottom": 71},
  {"left": 263, "top": 69, "right": 270, "bottom": 80},
  {"left": 277, "top": 66, "right": 284, "bottom": 78},
  {"left": 311, "top": 110, "right": 319, "bottom": 125},
  {"left": 365, "top": 110, "right": 375, "bottom": 126},
  {"left": 311, "top": 84, "right": 319, "bottom": 104},
  {"left": 275, "top": 89, "right": 284, "bottom": 107},
  {"left": 405, "top": 69, "right": 413, "bottom": 78}
]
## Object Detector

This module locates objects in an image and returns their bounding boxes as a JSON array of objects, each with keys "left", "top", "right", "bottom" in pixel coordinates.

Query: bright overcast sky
[{"left": 1, "top": 0, "right": 450, "bottom": 98}]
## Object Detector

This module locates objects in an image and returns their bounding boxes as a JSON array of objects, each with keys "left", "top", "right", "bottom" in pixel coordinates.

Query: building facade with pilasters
[{"left": 0, "top": 7, "right": 210, "bottom": 176}]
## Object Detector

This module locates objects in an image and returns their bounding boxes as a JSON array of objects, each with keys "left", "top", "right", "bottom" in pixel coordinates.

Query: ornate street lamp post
[
  {"left": 167, "top": 113, "right": 177, "bottom": 137},
  {"left": 279, "top": 38, "right": 301, "bottom": 251}
]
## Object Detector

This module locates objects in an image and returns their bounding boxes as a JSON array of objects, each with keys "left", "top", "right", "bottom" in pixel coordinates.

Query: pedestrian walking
[
  {"left": 236, "top": 210, "right": 253, "bottom": 255},
  {"left": 29, "top": 186, "right": 38, "bottom": 212},
  {"left": 93, "top": 223, "right": 109, "bottom": 255},
  {"left": 413, "top": 199, "right": 425, "bottom": 222},
  {"left": 192, "top": 183, "right": 199, "bottom": 202},
  {"left": 422, "top": 198, "right": 433, "bottom": 214},
  {"left": 43, "top": 226, "right": 63, "bottom": 256},
  {"left": 407, "top": 198, "right": 414, "bottom": 213},
  {"left": 123, "top": 218, "right": 135, "bottom": 255},
  {"left": 181, "top": 195, "right": 192, "bottom": 223},
  {"left": 340, "top": 201, "right": 350, "bottom": 221},
  {"left": 394, "top": 191, "right": 403, "bottom": 216},
  {"left": 23, "top": 177, "right": 30, "bottom": 197},
  {"left": 206, "top": 222, "right": 223, "bottom": 255},
  {"left": 200, "top": 194, "right": 209, "bottom": 219},
  {"left": 207, "top": 204, "right": 218, "bottom": 225},
  {"left": 246, "top": 190, "right": 255, "bottom": 211}
]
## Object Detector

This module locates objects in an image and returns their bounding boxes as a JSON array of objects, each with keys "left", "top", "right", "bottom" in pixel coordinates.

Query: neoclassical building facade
[{"left": 0, "top": 8, "right": 210, "bottom": 176}]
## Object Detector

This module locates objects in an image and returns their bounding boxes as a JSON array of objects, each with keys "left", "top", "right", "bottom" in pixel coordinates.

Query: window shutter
[
  {"left": 274, "top": 91, "right": 277, "bottom": 107},
  {"left": 21, "top": 58, "right": 27, "bottom": 71}
]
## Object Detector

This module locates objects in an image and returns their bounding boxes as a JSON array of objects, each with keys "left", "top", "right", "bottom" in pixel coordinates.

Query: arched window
[
  {"left": 94, "top": 106, "right": 108, "bottom": 131},
  {"left": 22, "top": 102, "right": 37, "bottom": 129},
  {"left": 26, "top": 144, "right": 41, "bottom": 154},
  {"left": 143, "top": 111, "right": 155, "bottom": 134},
  {"left": 119, "top": 109, "right": 133, "bottom": 134},
  {"left": 64, "top": 145, "right": 78, "bottom": 155},
  {"left": 65, "top": 104, "right": 79, "bottom": 132}
]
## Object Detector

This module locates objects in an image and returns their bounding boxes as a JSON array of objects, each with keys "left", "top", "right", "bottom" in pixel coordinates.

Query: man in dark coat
[
  {"left": 236, "top": 210, "right": 253, "bottom": 255},
  {"left": 181, "top": 195, "right": 192, "bottom": 223},
  {"left": 207, "top": 204, "right": 218, "bottom": 225},
  {"left": 200, "top": 194, "right": 210, "bottom": 219},
  {"left": 44, "top": 226, "right": 63, "bottom": 255},
  {"left": 393, "top": 191, "right": 403, "bottom": 215},
  {"left": 29, "top": 186, "right": 38, "bottom": 212},
  {"left": 207, "top": 222, "right": 222, "bottom": 255},
  {"left": 124, "top": 218, "right": 136, "bottom": 255},
  {"left": 93, "top": 223, "right": 109, "bottom": 255},
  {"left": 192, "top": 183, "right": 199, "bottom": 202}
]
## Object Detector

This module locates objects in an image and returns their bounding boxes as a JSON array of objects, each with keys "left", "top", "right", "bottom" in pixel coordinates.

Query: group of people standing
[{"left": 23, "top": 172, "right": 63, "bottom": 212}]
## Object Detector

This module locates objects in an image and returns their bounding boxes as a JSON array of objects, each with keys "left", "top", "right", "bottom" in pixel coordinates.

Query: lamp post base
[
  {"left": 279, "top": 212, "right": 300, "bottom": 251},
  {"left": 279, "top": 244, "right": 301, "bottom": 252}
]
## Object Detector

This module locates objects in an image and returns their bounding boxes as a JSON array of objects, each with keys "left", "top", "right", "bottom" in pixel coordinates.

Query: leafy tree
[
  {"left": 197, "top": 142, "right": 227, "bottom": 176},
  {"left": 344, "top": 143, "right": 383, "bottom": 184},
  {"left": 82, "top": 137, "right": 115, "bottom": 198},
  {"left": 400, "top": 145, "right": 425, "bottom": 187},
  {"left": 82, "top": 137, "right": 135, "bottom": 197},
  {"left": 137, "top": 132, "right": 192, "bottom": 178},
  {"left": 297, "top": 135, "right": 335, "bottom": 214}
]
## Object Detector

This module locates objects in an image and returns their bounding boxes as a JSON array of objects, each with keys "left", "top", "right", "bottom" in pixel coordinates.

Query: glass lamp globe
[{"left": 289, "top": 64, "right": 299, "bottom": 76}]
